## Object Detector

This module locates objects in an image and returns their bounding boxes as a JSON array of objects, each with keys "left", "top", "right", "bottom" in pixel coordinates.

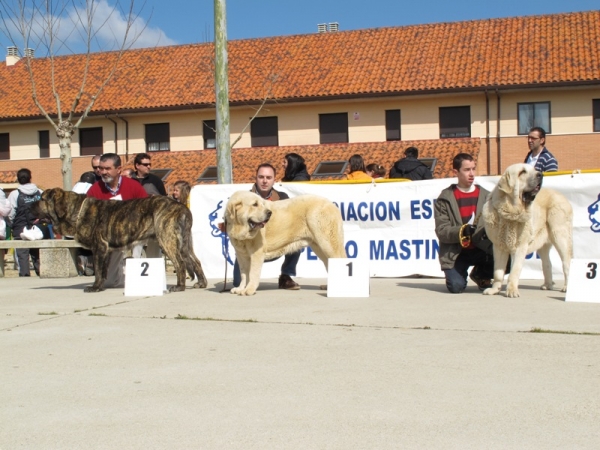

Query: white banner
[{"left": 190, "top": 173, "right": 600, "bottom": 280}]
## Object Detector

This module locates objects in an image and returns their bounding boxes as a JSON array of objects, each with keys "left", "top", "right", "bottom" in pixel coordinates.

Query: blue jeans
[
  {"left": 233, "top": 251, "right": 301, "bottom": 288},
  {"left": 443, "top": 248, "right": 494, "bottom": 294}
]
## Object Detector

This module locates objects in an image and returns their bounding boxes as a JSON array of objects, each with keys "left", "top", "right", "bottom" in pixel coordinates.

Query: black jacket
[
  {"left": 389, "top": 157, "right": 432, "bottom": 181},
  {"left": 140, "top": 173, "right": 167, "bottom": 196}
]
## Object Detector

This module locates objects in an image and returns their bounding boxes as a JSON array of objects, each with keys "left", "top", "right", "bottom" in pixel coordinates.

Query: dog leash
[{"left": 218, "top": 220, "right": 229, "bottom": 293}]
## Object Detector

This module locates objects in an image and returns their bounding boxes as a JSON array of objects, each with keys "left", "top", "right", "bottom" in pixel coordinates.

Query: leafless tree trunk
[
  {"left": 214, "top": 0, "right": 231, "bottom": 184},
  {"left": 0, "top": 0, "right": 147, "bottom": 189}
]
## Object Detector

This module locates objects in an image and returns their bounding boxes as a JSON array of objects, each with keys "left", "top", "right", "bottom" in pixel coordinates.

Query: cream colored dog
[
  {"left": 224, "top": 191, "right": 346, "bottom": 295},
  {"left": 482, "top": 163, "right": 573, "bottom": 297}
]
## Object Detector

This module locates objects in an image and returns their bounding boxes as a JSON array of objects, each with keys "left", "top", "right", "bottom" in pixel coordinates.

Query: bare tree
[{"left": 0, "top": 0, "right": 147, "bottom": 189}]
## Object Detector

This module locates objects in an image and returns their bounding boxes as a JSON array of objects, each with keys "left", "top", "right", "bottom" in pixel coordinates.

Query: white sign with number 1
[
  {"left": 125, "top": 258, "right": 168, "bottom": 297},
  {"left": 327, "top": 258, "right": 370, "bottom": 298},
  {"left": 565, "top": 259, "right": 600, "bottom": 303}
]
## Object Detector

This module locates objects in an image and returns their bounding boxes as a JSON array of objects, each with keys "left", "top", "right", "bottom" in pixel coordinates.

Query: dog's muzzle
[
  {"left": 522, "top": 171, "right": 543, "bottom": 204},
  {"left": 248, "top": 210, "right": 272, "bottom": 230}
]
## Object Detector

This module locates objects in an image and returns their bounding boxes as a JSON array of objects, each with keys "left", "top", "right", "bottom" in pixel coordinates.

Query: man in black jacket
[
  {"left": 134, "top": 153, "right": 167, "bottom": 196},
  {"left": 389, "top": 147, "right": 433, "bottom": 180}
]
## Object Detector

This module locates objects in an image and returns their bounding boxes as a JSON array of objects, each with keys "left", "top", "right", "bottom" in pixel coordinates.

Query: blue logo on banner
[
  {"left": 208, "top": 200, "right": 234, "bottom": 265},
  {"left": 588, "top": 193, "right": 600, "bottom": 233}
]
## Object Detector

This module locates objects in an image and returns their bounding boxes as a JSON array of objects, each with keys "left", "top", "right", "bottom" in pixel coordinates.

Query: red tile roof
[
  {"left": 0, "top": 10, "right": 598, "bottom": 119},
  {"left": 0, "top": 170, "right": 17, "bottom": 183},
  {"left": 124, "top": 138, "right": 481, "bottom": 187}
]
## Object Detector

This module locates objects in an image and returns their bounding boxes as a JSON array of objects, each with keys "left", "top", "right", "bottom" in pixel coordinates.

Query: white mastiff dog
[
  {"left": 224, "top": 191, "right": 347, "bottom": 296},
  {"left": 482, "top": 163, "right": 573, "bottom": 298}
]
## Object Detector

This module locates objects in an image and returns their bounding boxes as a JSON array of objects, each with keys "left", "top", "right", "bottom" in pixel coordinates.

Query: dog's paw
[
  {"left": 230, "top": 287, "right": 243, "bottom": 295},
  {"left": 483, "top": 287, "right": 500, "bottom": 295},
  {"left": 168, "top": 285, "right": 185, "bottom": 293},
  {"left": 84, "top": 286, "right": 103, "bottom": 293},
  {"left": 540, "top": 282, "right": 554, "bottom": 291},
  {"left": 506, "top": 287, "right": 520, "bottom": 298},
  {"left": 193, "top": 278, "right": 207, "bottom": 289}
]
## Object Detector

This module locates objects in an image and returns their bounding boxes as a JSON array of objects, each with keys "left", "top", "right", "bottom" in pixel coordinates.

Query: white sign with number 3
[
  {"left": 565, "top": 259, "right": 600, "bottom": 303},
  {"left": 327, "top": 258, "right": 370, "bottom": 298},
  {"left": 124, "top": 258, "right": 168, "bottom": 296}
]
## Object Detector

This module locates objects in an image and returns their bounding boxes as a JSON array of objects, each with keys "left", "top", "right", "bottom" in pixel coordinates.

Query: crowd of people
[{"left": 0, "top": 126, "right": 558, "bottom": 292}]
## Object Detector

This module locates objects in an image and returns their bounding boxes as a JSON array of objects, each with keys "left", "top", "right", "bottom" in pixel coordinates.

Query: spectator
[
  {"left": 7, "top": 169, "right": 45, "bottom": 277},
  {"left": 91, "top": 155, "right": 102, "bottom": 182},
  {"left": 121, "top": 168, "right": 137, "bottom": 180},
  {"left": 366, "top": 164, "right": 386, "bottom": 179},
  {"left": 389, "top": 147, "right": 433, "bottom": 180},
  {"left": 282, "top": 153, "right": 310, "bottom": 181},
  {"left": 524, "top": 127, "right": 558, "bottom": 172},
  {"left": 134, "top": 153, "right": 167, "bottom": 196},
  {"left": 0, "top": 187, "right": 10, "bottom": 240},
  {"left": 172, "top": 180, "right": 191, "bottom": 208},
  {"left": 87, "top": 153, "right": 148, "bottom": 288},
  {"left": 344, "top": 154, "right": 372, "bottom": 181},
  {"left": 232, "top": 163, "right": 301, "bottom": 290},
  {"left": 434, "top": 153, "right": 494, "bottom": 293},
  {"left": 72, "top": 171, "right": 96, "bottom": 194}
]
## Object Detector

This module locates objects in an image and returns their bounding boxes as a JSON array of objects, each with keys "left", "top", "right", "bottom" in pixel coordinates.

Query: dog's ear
[
  {"left": 497, "top": 171, "right": 514, "bottom": 194},
  {"left": 225, "top": 200, "right": 240, "bottom": 222}
]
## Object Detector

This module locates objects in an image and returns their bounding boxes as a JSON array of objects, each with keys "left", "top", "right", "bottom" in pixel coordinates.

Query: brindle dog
[{"left": 31, "top": 188, "right": 207, "bottom": 293}]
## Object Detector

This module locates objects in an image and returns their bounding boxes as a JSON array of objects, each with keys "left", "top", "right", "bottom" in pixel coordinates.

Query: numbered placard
[
  {"left": 124, "top": 258, "right": 167, "bottom": 297},
  {"left": 565, "top": 259, "right": 600, "bottom": 303},
  {"left": 327, "top": 258, "right": 370, "bottom": 298}
]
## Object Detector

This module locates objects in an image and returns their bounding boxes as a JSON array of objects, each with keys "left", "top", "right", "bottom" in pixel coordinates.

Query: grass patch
[
  {"left": 529, "top": 327, "right": 600, "bottom": 336},
  {"left": 174, "top": 314, "right": 256, "bottom": 323},
  {"left": 88, "top": 313, "right": 106, "bottom": 317},
  {"left": 38, "top": 311, "right": 58, "bottom": 316},
  {"left": 74, "top": 309, "right": 87, "bottom": 313}
]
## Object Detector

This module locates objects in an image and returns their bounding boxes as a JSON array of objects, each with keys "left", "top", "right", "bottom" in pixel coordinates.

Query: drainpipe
[
  {"left": 105, "top": 115, "right": 118, "bottom": 153},
  {"left": 495, "top": 89, "right": 501, "bottom": 174},
  {"left": 117, "top": 114, "right": 129, "bottom": 161},
  {"left": 485, "top": 90, "right": 491, "bottom": 175}
]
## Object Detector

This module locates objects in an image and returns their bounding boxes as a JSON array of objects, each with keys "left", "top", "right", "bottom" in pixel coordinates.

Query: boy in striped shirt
[{"left": 434, "top": 153, "right": 494, "bottom": 293}]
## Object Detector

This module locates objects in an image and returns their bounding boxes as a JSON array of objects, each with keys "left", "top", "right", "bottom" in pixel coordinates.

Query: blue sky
[{"left": 0, "top": 0, "right": 598, "bottom": 53}]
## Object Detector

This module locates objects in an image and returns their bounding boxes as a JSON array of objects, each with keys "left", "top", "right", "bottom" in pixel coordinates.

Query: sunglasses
[{"left": 92, "top": 166, "right": 100, "bottom": 169}]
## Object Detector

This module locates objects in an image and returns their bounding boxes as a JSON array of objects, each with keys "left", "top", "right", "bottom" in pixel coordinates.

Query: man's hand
[{"left": 462, "top": 224, "right": 476, "bottom": 237}]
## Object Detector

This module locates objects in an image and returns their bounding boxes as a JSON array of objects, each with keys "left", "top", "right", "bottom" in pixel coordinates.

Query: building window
[
  {"left": 439, "top": 106, "right": 471, "bottom": 138},
  {"left": 386, "top": 109, "right": 401, "bottom": 141},
  {"left": 39, "top": 130, "right": 50, "bottom": 158},
  {"left": 0, "top": 133, "right": 9, "bottom": 160},
  {"left": 197, "top": 166, "right": 218, "bottom": 182},
  {"left": 79, "top": 127, "right": 103, "bottom": 156},
  {"left": 594, "top": 99, "right": 600, "bottom": 132},
  {"left": 145, "top": 123, "right": 170, "bottom": 152},
  {"left": 203, "top": 120, "right": 216, "bottom": 149},
  {"left": 312, "top": 160, "right": 348, "bottom": 178},
  {"left": 251, "top": 116, "right": 278, "bottom": 147},
  {"left": 319, "top": 112, "right": 348, "bottom": 144},
  {"left": 518, "top": 102, "right": 550, "bottom": 135}
]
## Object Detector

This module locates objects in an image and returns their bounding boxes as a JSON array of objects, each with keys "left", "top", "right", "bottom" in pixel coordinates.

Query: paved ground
[{"left": 1, "top": 273, "right": 599, "bottom": 449}]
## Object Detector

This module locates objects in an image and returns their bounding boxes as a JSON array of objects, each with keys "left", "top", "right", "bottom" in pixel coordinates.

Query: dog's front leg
[
  {"left": 483, "top": 248, "right": 508, "bottom": 296},
  {"left": 240, "top": 251, "right": 264, "bottom": 296},
  {"left": 505, "top": 247, "right": 528, "bottom": 298},
  {"left": 231, "top": 253, "right": 250, "bottom": 295}
]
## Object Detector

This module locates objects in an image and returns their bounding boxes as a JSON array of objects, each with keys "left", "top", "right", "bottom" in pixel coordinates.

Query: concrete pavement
[{"left": 1, "top": 274, "right": 599, "bottom": 449}]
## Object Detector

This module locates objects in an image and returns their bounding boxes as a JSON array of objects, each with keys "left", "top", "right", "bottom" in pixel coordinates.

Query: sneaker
[
  {"left": 278, "top": 274, "right": 300, "bottom": 290},
  {"left": 469, "top": 273, "right": 493, "bottom": 291}
]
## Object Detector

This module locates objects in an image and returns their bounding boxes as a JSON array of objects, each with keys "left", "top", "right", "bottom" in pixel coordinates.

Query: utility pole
[{"left": 214, "top": 0, "right": 232, "bottom": 183}]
